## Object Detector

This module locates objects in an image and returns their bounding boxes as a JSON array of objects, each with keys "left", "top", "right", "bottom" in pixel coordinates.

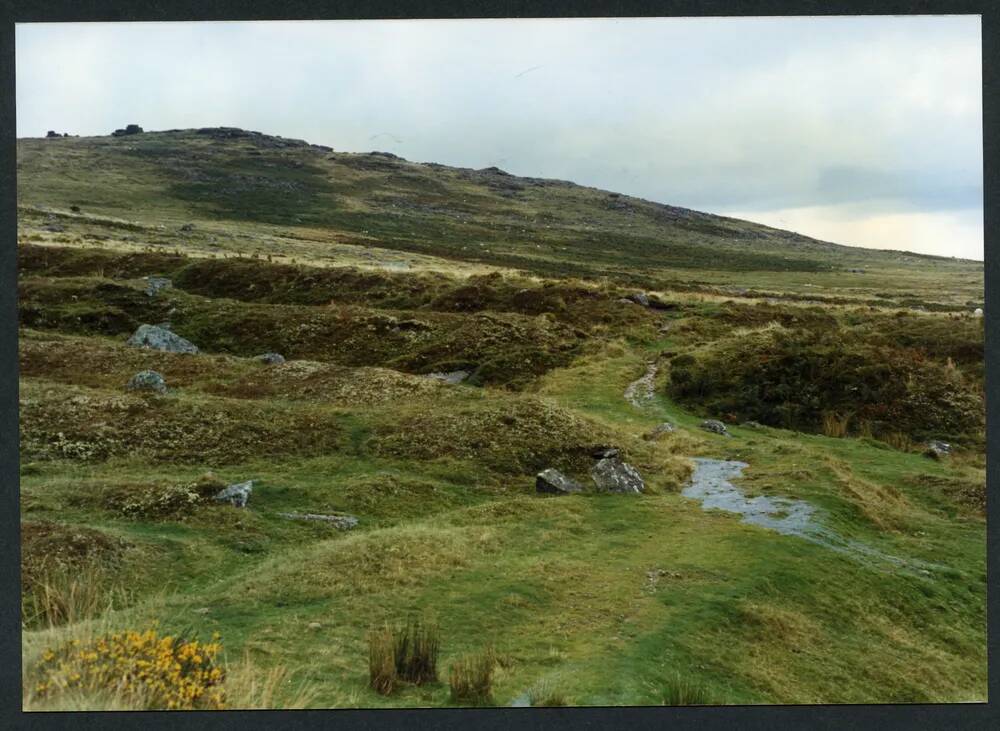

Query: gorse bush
[
  {"left": 668, "top": 327, "right": 984, "bottom": 443},
  {"left": 31, "top": 628, "right": 225, "bottom": 710},
  {"left": 367, "top": 619, "right": 440, "bottom": 695},
  {"left": 448, "top": 651, "right": 494, "bottom": 706}
]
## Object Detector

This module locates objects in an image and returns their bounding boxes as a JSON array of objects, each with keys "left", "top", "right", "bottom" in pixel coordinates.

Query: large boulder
[
  {"left": 127, "top": 324, "right": 199, "bottom": 354},
  {"left": 278, "top": 512, "right": 358, "bottom": 530},
  {"left": 590, "top": 458, "right": 644, "bottom": 494},
  {"left": 214, "top": 480, "right": 254, "bottom": 508},
  {"left": 126, "top": 370, "right": 167, "bottom": 394},
  {"left": 536, "top": 468, "right": 584, "bottom": 495},
  {"left": 699, "top": 419, "right": 731, "bottom": 437}
]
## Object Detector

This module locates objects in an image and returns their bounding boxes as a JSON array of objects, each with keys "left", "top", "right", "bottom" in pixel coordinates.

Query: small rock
[
  {"left": 69, "top": 205, "right": 81, "bottom": 213},
  {"left": 643, "top": 422, "right": 675, "bottom": 440},
  {"left": 924, "top": 440, "right": 952, "bottom": 460},
  {"left": 742, "top": 421, "right": 764, "bottom": 430},
  {"left": 535, "top": 468, "right": 584, "bottom": 495},
  {"left": 255, "top": 352, "right": 286, "bottom": 365},
  {"left": 127, "top": 324, "right": 199, "bottom": 354},
  {"left": 278, "top": 512, "right": 358, "bottom": 529},
  {"left": 591, "top": 446, "right": 620, "bottom": 459},
  {"left": 426, "top": 370, "right": 470, "bottom": 385},
  {"left": 591, "top": 458, "right": 645, "bottom": 494},
  {"left": 973, "top": 308, "right": 983, "bottom": 317},
  {"left": 126, "top": 370, "right": 167, "bottom": 394},
  {"left": 179, "top": 223, "right": 195, "bottom": 232},
  {"left": 193, "top": 607, "right": 210, "bottom": 615},
  {"left": 699, "top": 419, "right": 731, "bottom": 437},
  {"left": 626, "top": 292, "right": 651, "bottom": 307},
  {"left": 214, "top": 480, "right": 254, "bottom": 508},
  {"left": 308, "top": 622, "right": 322, "bottom": 631},
  {"left": 144, "top": 276, "right": 172, "bottom": 297}
]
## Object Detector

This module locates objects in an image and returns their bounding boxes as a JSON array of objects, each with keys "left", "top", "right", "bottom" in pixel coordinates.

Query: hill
[
  {"left": 16, "top": 126, "right": 986, "bottom": 709},
  {"left": 17, "top": 127, "right": 983, "bottom": 309}
]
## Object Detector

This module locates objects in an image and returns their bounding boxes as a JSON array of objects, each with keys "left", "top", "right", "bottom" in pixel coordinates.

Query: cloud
[{"left": 15, "top": 16, "right": 983, "bottom": 259}]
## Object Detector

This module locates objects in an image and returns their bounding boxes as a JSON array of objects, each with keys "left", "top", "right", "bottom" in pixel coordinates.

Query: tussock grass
[
  {"left": 658, "top": 672, "right": 716, "bottom": 706},
  {"left": 367, "top": 619, "right": 440, "bottom": 694},
  {"left": 449, "top": 651, "right": 495, "bottom": 706}
]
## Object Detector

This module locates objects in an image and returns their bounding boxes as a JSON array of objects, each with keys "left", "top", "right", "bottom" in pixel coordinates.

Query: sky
[{"left": 16, "top": 17, "right": 984, "bottom": 260}]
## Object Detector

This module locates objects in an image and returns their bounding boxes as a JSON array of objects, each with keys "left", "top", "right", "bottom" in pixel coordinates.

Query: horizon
[{"left": 15, "top": 17, "right": 985, "bottom": 260}]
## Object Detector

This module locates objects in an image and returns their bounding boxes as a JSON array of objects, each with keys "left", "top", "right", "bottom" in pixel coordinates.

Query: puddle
[
  {"left": 624, "top": 362, "right": 658, "bottom": 408},
  {"left": 683, "top": 458, "right": 941, "bottom": 574}
]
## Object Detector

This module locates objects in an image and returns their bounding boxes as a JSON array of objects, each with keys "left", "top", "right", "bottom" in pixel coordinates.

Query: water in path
[{"left": 683, "top": 458, "right": 941, "bottom": 574}]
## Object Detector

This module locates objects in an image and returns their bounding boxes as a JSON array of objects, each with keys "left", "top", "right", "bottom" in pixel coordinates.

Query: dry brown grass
[{"left": 821, "top": 411, "right": 851, "bottom": 438}]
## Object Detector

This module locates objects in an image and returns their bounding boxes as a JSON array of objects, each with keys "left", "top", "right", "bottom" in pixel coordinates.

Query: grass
[{"left": 15, "top": 127, "right": 987, "bottom": 709}]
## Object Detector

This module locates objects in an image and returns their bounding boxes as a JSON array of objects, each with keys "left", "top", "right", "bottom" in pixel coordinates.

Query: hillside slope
[{"left": 17, "top": 127, "right": 982, "bottom": 308}]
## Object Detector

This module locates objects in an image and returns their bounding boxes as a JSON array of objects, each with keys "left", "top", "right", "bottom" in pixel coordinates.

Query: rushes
[
  {"left": 368, "top": 618, "right": 440, "bottom": 695},
  {"left": 448, "top": 651, "right": 495, "bottom": 706}
]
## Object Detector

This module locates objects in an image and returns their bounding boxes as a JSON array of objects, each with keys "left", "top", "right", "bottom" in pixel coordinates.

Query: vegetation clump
[
  {"left": 668, "top": 326, "right": 983, "bottom": 443},
  {"left": 367, "top": 619, "right": 440, "bottom": 695},
  {"left": 31, "top": 628, "right": 225, "bottom": 710},
  {"left": 448, "top": 650, "right": 494, "bottom": 706}
]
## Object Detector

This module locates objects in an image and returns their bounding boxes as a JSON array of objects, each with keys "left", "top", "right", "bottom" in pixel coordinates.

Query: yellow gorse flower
[{"left": 33, "top": 627, "right": 226, "bottom": 710}]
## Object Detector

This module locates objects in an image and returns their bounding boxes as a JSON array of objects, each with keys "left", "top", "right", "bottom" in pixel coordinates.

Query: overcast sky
[{"left": 16, "top": 17, "right": 984, "bottom": 260}]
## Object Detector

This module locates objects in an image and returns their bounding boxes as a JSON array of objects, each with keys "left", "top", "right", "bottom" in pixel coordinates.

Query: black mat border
[{"left": 0, "top": 2, "right": 995, "bottom": 729}]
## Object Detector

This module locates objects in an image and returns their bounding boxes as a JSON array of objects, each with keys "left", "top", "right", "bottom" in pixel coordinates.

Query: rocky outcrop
[
  {"left": 278, "top": 512, "right": 358, "bottom": 530},
  {"left": 214, "top": 480, "right": 254, "bottom": 508},
  {"left": 699, "top": 419, "right": 731, "bottom": 437},
  {"left": 536, "top": 468, "right": 584, "bottom": 495},
  {"left": 112, "top": 124, "right": 143, "bottom": 137},
  {"left": 126, "top": 370, "right": 167, "bottom": 394},
  {"left": 126, "top": 324, "right": 199, "bottom": 354},
  {"left": 590, "top": 458, "right": 644, "bottom": 494}
]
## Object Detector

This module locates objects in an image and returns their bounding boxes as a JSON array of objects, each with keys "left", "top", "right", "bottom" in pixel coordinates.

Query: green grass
[{"left": 17, "top": 128, "right": 986, "bottom": 709}]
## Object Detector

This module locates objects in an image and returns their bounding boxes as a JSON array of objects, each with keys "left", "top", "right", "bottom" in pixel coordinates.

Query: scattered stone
[
  {"left": 626, "top": 292, "right": 651, "bottom": 307},
  {"left": 144, "top": 276, "right": 172, "bottom": 297},
  {"left": 699, "top": 419, "right": 731, "bottom": 437},
  {"left": 278, "top": 512, "right": 358, "bottom": 529},
  {"left": 973, "top": 308, "right": 983, "bottom": 317},
  {"left": 643, "top": 422, "right": 676, "bottom": 440},
  {"left": 69, "top": 205, "right": 81, "bottom": 213},
  {"left": 193, "top": 607, "right": 210, "bottom": 615},
  {"left": 848, "top": 268, "right": 866, "bottom": 274},
  {"left": 255, "top": 352, "right": 286, "bottom": 365},
  {"left": 126, "top": 370, "right": 167, "bottom": 394},
  {"left": 127, "top": 324, "right": 199, "bottom": 354},
  {"left": 742, "top": 420, "right": 765, "bottom": 430},
  {"left": 426, "top": 370, "right": 471, "bottom": 385},
  {"left": 591, "top": 446, "right": 621, "bottom": 459},
  {"left": 535, "top": 468, "right": 584, "bottom": 495},
  {"left": 590, "top": 458, "right": 645, "bottom": 494},
  {"left": 308, "top": 622, "right": 322, "bottom": 631},
  {"left": 179, "top": 223, "right": 195, "bottom": 232},
  {"left": 214, "top": 480, "right": 254, "bottom": 508}
]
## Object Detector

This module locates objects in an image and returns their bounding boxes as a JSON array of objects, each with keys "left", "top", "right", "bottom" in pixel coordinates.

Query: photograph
[{"left": 14, "top": 14, "right": 987, "bottom": 711}]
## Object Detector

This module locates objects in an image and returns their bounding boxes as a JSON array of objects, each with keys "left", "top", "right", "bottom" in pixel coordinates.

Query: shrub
[
  {"left": 449, "top": 651, "right": 494, "bottom": 706},
  {"left": 30, "top": 628, "right": 225, "bottom": 710},
  {"left": 821, "top": 411, "right": 851, "bottom": 438},
  {"left": 106, "top": 474, "right": 226, "bottom": 519},
  {"left": 668, "top": 327, "right": 983, "bottom": 443}
]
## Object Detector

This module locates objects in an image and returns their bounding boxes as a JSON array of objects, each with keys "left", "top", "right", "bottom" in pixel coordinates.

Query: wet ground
[{"left": 683, "top": 458, "right": 941, "bottom": 575}]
